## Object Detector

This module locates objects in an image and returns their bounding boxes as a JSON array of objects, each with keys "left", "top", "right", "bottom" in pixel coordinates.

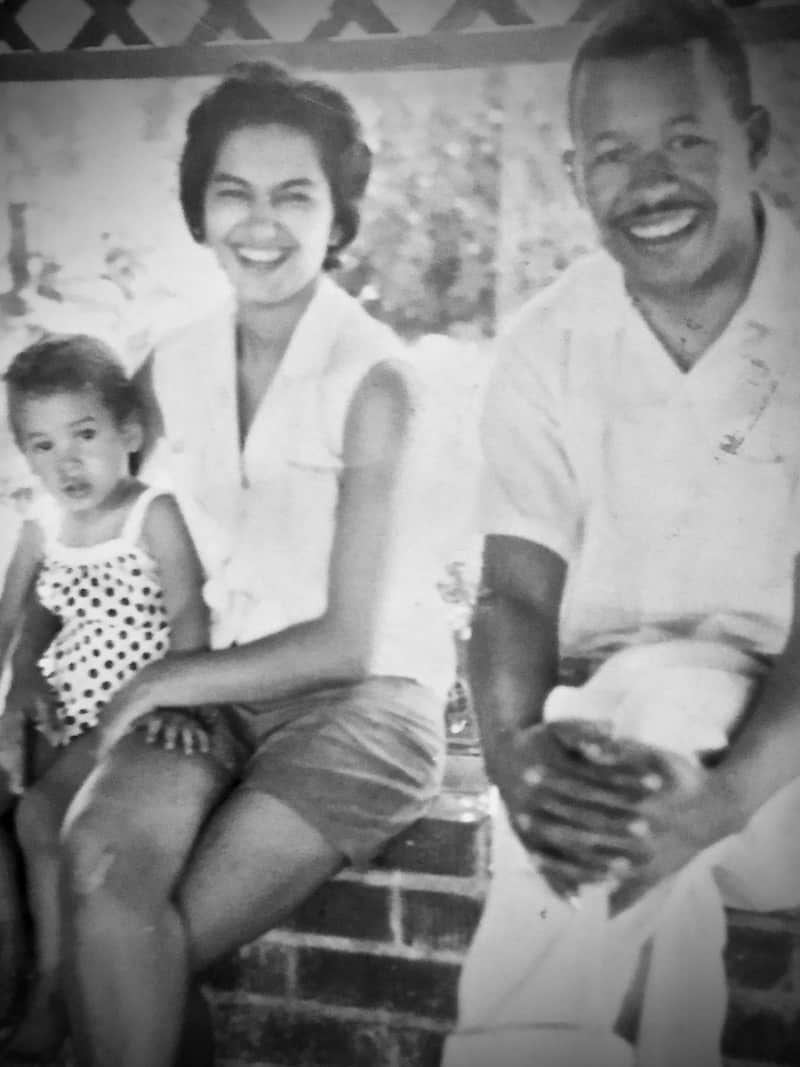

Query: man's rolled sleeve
[{"left": 479, "top": 326, "right": 580, "bottom": 563}]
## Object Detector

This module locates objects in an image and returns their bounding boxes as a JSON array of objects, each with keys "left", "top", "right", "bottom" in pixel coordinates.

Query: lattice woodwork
[{"left": 0, "top": 0, "right": 797, "bottom": 79}]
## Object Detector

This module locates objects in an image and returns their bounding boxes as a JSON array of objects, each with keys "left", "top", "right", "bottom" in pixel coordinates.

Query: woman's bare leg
[
  {"left": 178, "top": 789, "right": 343, "bottom": 972},
  {"left": 59, "top": 733, "right": 230, "bottom": 1067},
  {"left": 10, "top": 731, "right": 97, "bottom": 1056}
]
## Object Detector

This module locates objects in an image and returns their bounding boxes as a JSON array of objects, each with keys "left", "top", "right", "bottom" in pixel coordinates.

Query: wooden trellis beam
[
  {"left": 185, "top": 0, "right": 272, "bottom": 46},
  {"left": 69, "top": 0, "right": 151, "bottom": 49},
  {"left": 0, "top": 2, "right": 798, "bottom": 81}
]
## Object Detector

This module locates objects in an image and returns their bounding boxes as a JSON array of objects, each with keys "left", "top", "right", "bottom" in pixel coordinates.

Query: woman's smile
[
  {"left": 203, "top": 124, "right": 336, "bottom": 310},
  {"left": 234, "top": 245, "right": 292, "bottom": 268}
]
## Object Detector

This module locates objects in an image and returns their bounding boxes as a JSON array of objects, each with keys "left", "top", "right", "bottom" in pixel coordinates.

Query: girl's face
[
  {"left": 202, "top": 123, "right": 338, "bottom": 311},
  {"left": 16, "top": 389, "right": 141, "bottom": 516}
]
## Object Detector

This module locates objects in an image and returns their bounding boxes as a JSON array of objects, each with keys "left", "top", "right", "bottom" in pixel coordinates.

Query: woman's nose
[{"left": 247, "top": 197, "right": 281, "bottom": 231}]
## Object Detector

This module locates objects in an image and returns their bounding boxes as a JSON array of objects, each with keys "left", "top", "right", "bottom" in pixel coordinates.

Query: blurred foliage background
[
  {"left": 2, "top": 47, "right": 799, "bottom": 353},
  {"left": 0, "top": 48, "right": 798, "bottom": 727}
]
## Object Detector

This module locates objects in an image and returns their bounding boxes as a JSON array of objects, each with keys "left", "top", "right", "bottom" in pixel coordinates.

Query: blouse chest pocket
[{"left": 283, "top": 441, "right": 342, "bottom": 545}]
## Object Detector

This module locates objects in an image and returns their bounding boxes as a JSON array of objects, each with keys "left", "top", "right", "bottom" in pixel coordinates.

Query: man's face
[{"left": 569, "top": 41, "right": 768, "bottom": 295}]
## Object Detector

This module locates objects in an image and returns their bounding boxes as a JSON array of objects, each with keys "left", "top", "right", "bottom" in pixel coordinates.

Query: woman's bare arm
[{"left": 99, "top": 361, "right": 413, "bottom": 746}]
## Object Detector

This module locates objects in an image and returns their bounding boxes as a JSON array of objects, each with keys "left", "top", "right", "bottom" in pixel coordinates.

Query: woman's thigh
[
  {"left": 62, "top": 732, "right": 234, "bottom": 905},
  {"left": 179, "top": 678, "right": 445, "bottom": 969},
  {"left": 178, "top": 788, "right": 343, "bottom": 970}
]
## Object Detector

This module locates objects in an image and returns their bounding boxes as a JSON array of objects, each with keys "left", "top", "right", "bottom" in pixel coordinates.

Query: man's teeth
[
  {"left": 626, "top": 208, "right": 698, "bottom": 241},
  {"left": 238, "top": 248, "right": 285, "bottom": 264}
]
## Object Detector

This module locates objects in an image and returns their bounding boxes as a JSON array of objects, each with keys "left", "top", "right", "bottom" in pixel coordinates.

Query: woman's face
[{"left": 202, "top": 123, "right": 337, "bottom": 309}]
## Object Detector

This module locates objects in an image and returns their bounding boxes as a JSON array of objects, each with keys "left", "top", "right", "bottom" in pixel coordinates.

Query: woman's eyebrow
[
  {"left": 275, "top": 178, "right": 316, "bottom": 189},
  {"left": 208, "top": 171, "right": 249, "bottom": 185}
]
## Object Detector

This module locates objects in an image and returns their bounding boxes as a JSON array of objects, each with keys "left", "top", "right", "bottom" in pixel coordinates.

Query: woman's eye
[
  {"left": 216, "top": 187, "right": 248, "bottom": 200},
  {"left": 77, "top": 429, "right": 96, "bottom": 441},
  {"left": 277, "top": 192, "right": 311, "bottom": 206}
]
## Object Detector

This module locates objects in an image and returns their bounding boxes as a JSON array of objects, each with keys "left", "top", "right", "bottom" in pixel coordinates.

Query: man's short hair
[{"left": 568, "top": 0, "right": 753, "bottom": 131}]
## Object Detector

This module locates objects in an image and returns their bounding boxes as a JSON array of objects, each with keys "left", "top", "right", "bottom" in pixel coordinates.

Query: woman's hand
[
  {"left": 500, "top": 720, "right": 663, "bottom": 899},
  {"left": 140, "top": 708, "right": 212, "bottom": 756},
  {"left": 97, "top": 670, "right": 161, "bottom": 759}
]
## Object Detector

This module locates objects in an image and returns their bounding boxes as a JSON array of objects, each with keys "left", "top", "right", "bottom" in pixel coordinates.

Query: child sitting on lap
[{"left": 0, "top": 334, "right": 210, "bottom": 1059}]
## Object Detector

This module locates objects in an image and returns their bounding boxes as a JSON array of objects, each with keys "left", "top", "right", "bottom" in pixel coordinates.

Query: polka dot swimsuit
[{"left": 35, "top": 487, "right": 170, "bottom": 746}]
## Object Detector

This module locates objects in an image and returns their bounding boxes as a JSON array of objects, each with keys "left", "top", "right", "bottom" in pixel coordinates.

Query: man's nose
[{"left": 628, "top": 149, "right": 680, "bottom": 201}]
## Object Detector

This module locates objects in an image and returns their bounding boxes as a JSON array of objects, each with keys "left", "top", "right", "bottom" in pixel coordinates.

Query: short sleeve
[{"left": 478, "top": 312, "right": 580, "bottom": 562}]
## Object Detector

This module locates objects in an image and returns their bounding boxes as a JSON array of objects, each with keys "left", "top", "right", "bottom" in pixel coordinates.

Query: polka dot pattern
[{"left": 36, "top": 523, "right": 171, "bottom": 746}]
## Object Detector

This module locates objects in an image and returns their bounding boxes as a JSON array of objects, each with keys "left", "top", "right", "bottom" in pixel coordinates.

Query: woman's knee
[{"left": 60, "top": 805, "right": 172, "bottom": 915}]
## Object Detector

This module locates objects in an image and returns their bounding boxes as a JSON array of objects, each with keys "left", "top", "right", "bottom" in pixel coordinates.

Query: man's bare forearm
[
  {"left": 469, "top": 592, "right": 559, "bottom": 791},
  {"left": 468, "top": 536, "right": 565, "bottom": 795}
]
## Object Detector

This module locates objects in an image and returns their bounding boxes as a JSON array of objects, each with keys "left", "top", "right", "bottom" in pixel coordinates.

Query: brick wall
[
  {"left": 205, "top": 754, "right": 490, "bottom": 1067},
  {"left": 205, "top": 753, "right": 800, "bottom": 1067}
]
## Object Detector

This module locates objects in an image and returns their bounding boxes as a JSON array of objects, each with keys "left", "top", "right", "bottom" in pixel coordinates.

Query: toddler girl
[{"left": 0, "top": 333, "right": 210, "bottom": 1058}]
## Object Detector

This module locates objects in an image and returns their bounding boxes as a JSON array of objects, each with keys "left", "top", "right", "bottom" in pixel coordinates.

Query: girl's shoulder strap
[{"left": 119, "top": 485, "right": 170, "bottom": 545}]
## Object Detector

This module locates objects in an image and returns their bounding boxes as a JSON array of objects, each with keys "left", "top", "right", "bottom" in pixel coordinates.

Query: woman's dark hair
[
  {"left": 179, "top": 60, "right": 372, "bottom": 270},
  {"left": 568, "top": 0, "right": 753, "bottom": 131},
  {"left": 4, "top": 333, "right": 141, "bottom": 445}
]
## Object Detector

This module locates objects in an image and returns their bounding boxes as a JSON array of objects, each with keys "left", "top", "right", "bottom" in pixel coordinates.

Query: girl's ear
[{"left": 122, "top": 418, "right": 144, "bottom": 456}]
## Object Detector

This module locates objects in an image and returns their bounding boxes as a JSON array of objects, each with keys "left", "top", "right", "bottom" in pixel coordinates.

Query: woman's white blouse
[{"left": 145, "top": 277, "right": 454, "bottom": 699}]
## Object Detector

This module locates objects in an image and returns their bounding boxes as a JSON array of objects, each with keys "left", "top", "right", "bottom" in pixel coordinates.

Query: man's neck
[{"left": 627, "top": 202, "right": 764, "bottom": 373}]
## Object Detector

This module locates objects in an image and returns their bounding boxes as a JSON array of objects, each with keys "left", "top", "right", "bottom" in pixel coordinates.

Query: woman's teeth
[
  {"left": 626, "top": 208, "right": 699, "bottom": 241},
  {"left": 237, "top": 248, "right": 285, "bottom": 265}
]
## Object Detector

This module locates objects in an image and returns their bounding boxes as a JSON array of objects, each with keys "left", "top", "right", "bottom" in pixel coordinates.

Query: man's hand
[
  {"left": 497, "top": 719, "right": 663, "bottom": 899},
  {"left": 609, "top": 747, "right": 730, "bottom": 914}
]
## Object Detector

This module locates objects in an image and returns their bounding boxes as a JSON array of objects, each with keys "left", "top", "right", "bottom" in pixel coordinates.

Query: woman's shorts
[{"left": 221, "top": 676, "right": 446, "bottom": 869}]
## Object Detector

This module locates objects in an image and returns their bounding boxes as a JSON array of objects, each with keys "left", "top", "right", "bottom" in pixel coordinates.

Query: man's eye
[{"left": 670, "top": 134, "right": 707, "bottom": 151}]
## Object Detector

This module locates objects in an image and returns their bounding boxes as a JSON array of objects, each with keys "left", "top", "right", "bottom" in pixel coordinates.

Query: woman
[{"left": 56, "top": 62, "right": 452, "bottom": 1067}]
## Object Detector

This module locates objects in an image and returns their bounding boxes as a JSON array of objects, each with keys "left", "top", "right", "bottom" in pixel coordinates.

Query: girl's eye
[
  {"left": 77, "top": 429, "right": 96, "bottom": 441},
  {"left": 32, "top": 440, "right": 53, "bottom": 453},
  {"left": 593, "top": 146, "right": 627, "bottom": 168}
]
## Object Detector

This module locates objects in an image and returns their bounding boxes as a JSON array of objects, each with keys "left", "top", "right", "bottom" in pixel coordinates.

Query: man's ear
[
  {"left": 562, "top": 148, "right": 584, "bottom": 204},
  {"left": 744, "top": 104, "right": 771, "bottom": 171}
]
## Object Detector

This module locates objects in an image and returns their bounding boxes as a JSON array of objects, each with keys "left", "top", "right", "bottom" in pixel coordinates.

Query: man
[{"left": 443, "top": 2, "right": 800, "bottom": 1065}]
